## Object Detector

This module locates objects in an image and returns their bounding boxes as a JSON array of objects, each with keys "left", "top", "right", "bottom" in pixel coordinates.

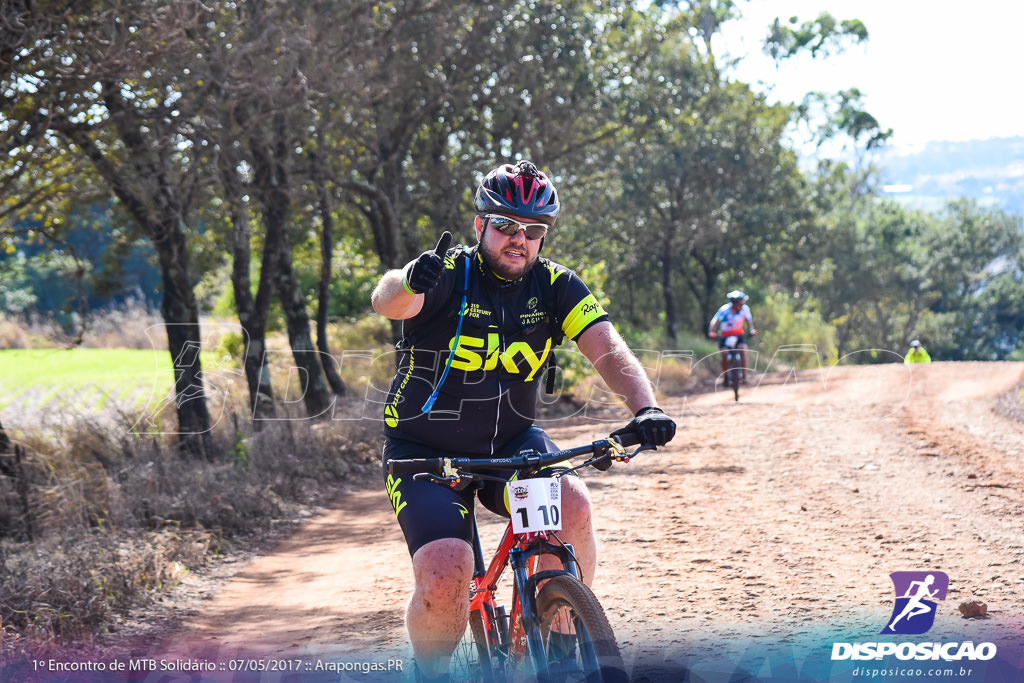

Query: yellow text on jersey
[{"left": 449, "top": 331, "right": 552, "bottom": 381}]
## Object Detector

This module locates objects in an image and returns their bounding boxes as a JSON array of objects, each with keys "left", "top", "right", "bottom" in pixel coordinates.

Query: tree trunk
[
  {"left": 687, "top": 245, "right": 721, "bottom": 335},
  {"left": 336, "top": 176, "right": 405, "bottom": 345},
  {"left": 219, "top": 141, "right": 277, "bottom": 421},
  {"left": 338, "top": 175, "right": 401, "bottom": 270},
  {"left": 154, "top": 217, "right": 214, "bottom": 459},
  {"left": 661, "top": 250, "right": 678, "bottom": 347},
  {"left": 660, "top": 224, "right": 679, "bottom": 346},
  {"left": 249, "top": 118, "right": 332, "bottom": 419},
  {"left": 275, "top": 230, "right": 333, "bottom": 419},
  {"left": 230, "top": 194, "right": 278, "bottom": 421},
  {"left": 311, "top": 149, "right": 346, "bottom": 396},
  {"left": 61, "top": 112, "right": 212, "bottom": 459}
]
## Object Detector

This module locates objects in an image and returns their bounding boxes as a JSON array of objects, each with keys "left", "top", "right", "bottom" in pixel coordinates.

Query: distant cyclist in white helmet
[{"left": 708, "top": 290, "right": 757, "bottom": 385}]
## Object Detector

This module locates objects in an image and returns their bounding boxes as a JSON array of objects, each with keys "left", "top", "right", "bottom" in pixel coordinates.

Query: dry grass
[
  {"left": 0, "top": 309, "right": 383, "bottom": 658},
  {"left": 0, "top": 318, "right": 30, "bottom": 350},
  {"left": 0, "top": 409, "right": 379, "bottom": 656}
]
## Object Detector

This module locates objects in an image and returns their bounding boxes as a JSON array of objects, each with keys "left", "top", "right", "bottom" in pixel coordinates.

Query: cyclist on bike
[
  {"left": 904, "top": 339, "right": 932, "bottom": 364},
  {"left": 371, "top": 160, "right": 676, "bottom": 681},
  {"left": 708, "top": 290, "right": 757, "bottom": 385}
]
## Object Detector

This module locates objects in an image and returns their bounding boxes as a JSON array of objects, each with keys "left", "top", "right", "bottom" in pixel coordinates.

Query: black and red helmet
[{"left": 474, "top": 160, "right": 560, "bottom": 226}]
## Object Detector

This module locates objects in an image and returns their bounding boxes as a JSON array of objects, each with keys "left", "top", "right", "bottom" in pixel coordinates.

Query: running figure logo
[{"left": 882, "top": 571, "right": 949, "bottom": 635}]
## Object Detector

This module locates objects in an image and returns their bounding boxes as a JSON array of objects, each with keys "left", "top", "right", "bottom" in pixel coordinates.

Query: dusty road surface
[{"left": 143, "top": 361, "right": 1024, "bottom": 681}]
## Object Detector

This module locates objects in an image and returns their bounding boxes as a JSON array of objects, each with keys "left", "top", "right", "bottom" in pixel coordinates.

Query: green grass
[
  {"left": 0, "top": 348, "right": 173, "bottom": 388},
  {"left": 0, "top": 348, "right": 221, "bottom": 418}
]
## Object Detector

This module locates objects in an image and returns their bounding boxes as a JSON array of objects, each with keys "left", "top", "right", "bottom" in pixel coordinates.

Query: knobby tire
[{"left": 532, "top": 575, "right": 627, "bottom": 683}]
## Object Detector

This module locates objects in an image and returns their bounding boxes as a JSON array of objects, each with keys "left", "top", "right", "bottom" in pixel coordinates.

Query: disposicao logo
[
  {"left": 831, "top": 570, "right": 997, "bottom": 663},
  {"left": 882, "top": 571, "right": 948, "bottom": 635}
]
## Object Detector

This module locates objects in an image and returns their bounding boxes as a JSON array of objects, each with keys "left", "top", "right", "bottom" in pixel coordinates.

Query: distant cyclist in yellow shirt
[{"left": 904, "top": 339, "right": 932, "bottom": 364}]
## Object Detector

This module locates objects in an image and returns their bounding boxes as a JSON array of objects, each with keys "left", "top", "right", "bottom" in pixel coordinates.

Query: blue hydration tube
[{"left": 421, "top": 251, "right": 470, "bottom": 413}]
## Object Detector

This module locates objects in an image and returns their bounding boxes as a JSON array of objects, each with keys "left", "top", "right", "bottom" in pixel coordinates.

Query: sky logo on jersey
[{"left": 881, "top": 571, "right": 949, "bottom": 635}]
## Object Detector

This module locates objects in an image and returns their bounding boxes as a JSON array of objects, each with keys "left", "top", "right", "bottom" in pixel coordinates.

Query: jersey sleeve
[{"left": 545, "top": 261, "right": 609, "bottom": 341}]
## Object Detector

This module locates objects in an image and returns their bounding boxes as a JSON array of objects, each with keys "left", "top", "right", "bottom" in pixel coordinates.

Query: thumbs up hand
[{"left": 403, "top": 231, "right": 452, "bottom": 295}]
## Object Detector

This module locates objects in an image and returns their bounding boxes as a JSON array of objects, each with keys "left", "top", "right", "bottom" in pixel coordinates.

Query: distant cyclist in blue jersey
[
  {"left": 708, "top": 290, "right": 757, "bottom": 385},
  {"left": 371, "top": 160, "right": 677, "bottom": 680}
]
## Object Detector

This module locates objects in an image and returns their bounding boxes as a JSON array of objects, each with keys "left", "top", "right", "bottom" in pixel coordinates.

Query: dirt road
[{"left": 147, "top": 362, "right": 1024, "bottom": 681}]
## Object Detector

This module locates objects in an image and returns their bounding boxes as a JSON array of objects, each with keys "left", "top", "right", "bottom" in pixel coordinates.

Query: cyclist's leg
[
  {"left": 479, "top": 427, "right": 597, "bottom": 585},
  {"left": 382, "top": 437, "right": 477, "bottom": 678},
  {"left": 410, "top": 539, "right": 473, "bottom": 678}
]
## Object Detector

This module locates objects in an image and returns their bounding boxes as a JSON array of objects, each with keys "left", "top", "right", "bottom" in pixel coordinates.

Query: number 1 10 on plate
[{"left": 507, "top": 477, "right": 562, "bottom": 533}]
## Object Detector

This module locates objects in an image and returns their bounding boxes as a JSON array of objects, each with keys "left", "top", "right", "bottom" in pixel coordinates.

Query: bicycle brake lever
[
  {"left": 413, "top": 473, "right": 462, "bottom": 487},
  {"left": 589, "top": 444, "right": 658, "bottom": 469},
  {"left": 620, "top": 444, "right": 658, "bottom": 462}
]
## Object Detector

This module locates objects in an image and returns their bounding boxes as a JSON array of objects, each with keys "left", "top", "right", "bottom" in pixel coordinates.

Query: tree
[
  {"left": 915, "top": 201, "right": 1024, "bottom": 359},
  {"left": 3, "top": 2, "right": 217, "bottom": 457},
  {"left": 603, "top": 6, "right": 809, "bottom": 345}
]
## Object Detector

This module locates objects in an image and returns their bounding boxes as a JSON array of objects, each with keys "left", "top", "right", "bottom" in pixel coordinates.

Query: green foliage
[
  {"left": 793, "top": 166, "right": 1024, "bottom": 362},
  {"left": 232, "top": 429, "right": 251, "bottom": 468},
  {"left": 215, "top": 331, "right": 246, "bottom": 361},
  {"left": 756, "top": 291, "right": 837, "bottom": 369},
  {"left": 765, "top": 11, "right": 869, "bottom": 62},
  {"left": 0, "top": 250, "right": 86, "bottom": 322},
  {"left": 3, "top": 0, "right": 1023, "bottom": 412}
]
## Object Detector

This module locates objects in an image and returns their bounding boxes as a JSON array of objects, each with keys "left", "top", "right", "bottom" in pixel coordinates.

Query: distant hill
[
  {"left": 872, "top": 136, "right": 1024, "bottom": 214},
  {"left": 873, "top": 136, "right": 1024, "bottom": 215}
]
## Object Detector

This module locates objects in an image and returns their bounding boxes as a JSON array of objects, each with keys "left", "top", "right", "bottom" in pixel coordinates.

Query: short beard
[{"left": 479, "top": 230, "right": 539, "bottom": 281}]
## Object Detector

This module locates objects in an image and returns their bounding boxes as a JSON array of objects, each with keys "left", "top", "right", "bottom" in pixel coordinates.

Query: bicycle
[
  {"left": 387, "top": 432, "right": 654, "bottom": 682},
  {"left": 721, "top": 334, "right": 742, "bottom": 402}
]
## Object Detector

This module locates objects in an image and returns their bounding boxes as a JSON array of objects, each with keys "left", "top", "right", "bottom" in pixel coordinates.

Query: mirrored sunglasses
[{"left": 484, "top": 214, "right": 548, "bottom": 241}]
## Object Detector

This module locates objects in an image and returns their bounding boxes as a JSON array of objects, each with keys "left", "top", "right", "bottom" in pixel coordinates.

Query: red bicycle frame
[{"left": 469, "top": 518, "right": 581, "bottom": 672}]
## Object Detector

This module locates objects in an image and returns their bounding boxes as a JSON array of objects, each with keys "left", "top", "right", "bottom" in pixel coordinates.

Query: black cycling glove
[
  {"left": 404, "top": 232, "right": 452, "bottom": 294},
  {"left": 611, "top": 406, "right": 676, "bottom": 447}
]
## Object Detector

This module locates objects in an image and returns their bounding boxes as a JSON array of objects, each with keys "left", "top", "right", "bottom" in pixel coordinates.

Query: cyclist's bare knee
[
  {"left": 558, "top": 476, "right": 593, "bottom": 529},
  {"left": 411, "top": 538, "right": 473, "bottom": 605}
]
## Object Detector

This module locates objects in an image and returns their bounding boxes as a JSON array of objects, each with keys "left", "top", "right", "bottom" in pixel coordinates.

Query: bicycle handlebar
[{"left": 387, "top": 431, "right": 645, "bottom": 477}]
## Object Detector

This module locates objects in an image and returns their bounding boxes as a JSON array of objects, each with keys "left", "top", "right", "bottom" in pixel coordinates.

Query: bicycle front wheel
[
  {"left": 729, "top": 351, "right": 741, "bottom": 401},
  {"left": 533, "top": 575, "right": 626, "bottom": 682}
]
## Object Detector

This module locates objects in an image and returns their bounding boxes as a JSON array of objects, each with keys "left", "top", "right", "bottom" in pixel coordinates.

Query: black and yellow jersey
[{"left": 383, "top": 247, "right": 608, "bottom": 455}]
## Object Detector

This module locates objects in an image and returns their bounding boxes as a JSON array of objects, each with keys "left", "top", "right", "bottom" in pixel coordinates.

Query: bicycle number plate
[{"left": 507, "top": 477, "right": 562, "bottom": 534}]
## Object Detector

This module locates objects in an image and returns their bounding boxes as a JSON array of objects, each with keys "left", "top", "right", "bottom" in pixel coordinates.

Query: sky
[{"left": 712, "top": 0, "right": 1024, "bottom": 151}]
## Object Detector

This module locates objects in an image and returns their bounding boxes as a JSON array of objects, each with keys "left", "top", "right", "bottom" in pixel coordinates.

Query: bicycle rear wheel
[
  {"left": 450, "top": 610, "right": 496, "bottom": 683},
  {"left": 532, "top": 575, "right": 626, "bottom": 682}
]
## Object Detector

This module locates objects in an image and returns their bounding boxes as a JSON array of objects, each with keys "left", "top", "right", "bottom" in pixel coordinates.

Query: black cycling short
[{"left": 381, "top": 426, "right": 562, "bottom": 558}]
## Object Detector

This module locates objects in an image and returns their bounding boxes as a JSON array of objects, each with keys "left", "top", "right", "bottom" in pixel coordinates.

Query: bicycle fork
[{"left": 509, "top": 539, "right": 581, "bottom": 675}]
